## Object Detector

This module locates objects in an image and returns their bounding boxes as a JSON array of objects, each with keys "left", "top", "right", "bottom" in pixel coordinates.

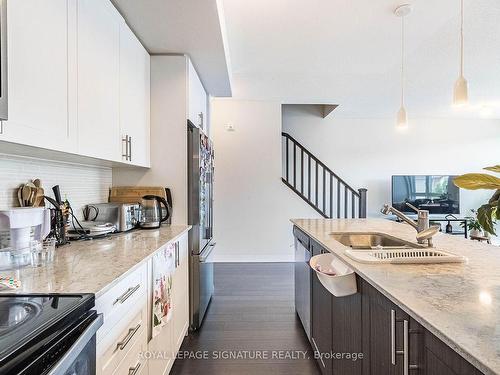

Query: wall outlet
[{"left": 225, "top": 124, "right": 235, "bottom": 132}]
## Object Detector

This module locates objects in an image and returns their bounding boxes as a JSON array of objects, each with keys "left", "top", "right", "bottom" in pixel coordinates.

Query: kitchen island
[
  {"left": 293, "top": 218, "right": 500, "bottom": 375},
  {"left": 0, "top": 225, "right": 191, "bottom": 375}
]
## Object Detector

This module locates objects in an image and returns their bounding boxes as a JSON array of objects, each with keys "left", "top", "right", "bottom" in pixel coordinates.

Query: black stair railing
[{"left": 282, "top": 132, "right": 367, "bottom": 219}]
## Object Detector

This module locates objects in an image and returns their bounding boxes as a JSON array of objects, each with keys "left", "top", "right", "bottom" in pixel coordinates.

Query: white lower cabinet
[
  {"left": 147, "top": 234, "right": 189, "bottom": 375},
  {"left": 96, "top": 232, "right": 189, "bottom": 375}
]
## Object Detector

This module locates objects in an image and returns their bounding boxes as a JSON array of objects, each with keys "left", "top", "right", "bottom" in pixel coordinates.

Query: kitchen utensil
[
  {"left": 17, "top": 187, "right": 23, "bottom": 207},
  {"left": 52, "top": 185, "right": 62, "bottom": 206},
  {"left": 33, "top": 179, "right": 41, "bottom": 188},
  {"left": 34, "top": 187, "right": 45, "bottom": 207},
  {"left": 21, "top": 185, "right": 31, "bottom": 207},
  {"left": 139, "top": 195, "right": 170, "bottom": 229}
]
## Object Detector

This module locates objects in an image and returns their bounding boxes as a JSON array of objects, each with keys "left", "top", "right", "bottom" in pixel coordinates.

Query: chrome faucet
[{"left": 381, "top": 203, "right": 439, "bottom": 247}]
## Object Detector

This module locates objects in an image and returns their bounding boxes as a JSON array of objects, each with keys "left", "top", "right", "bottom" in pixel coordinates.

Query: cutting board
[{"left": 109, "top": 186, "right": 167, "bottom": 204}]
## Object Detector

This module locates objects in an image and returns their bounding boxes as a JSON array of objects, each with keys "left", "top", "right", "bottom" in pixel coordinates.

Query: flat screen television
[{"left": 392, "top": 175, "right": 460, "bottom": 214}]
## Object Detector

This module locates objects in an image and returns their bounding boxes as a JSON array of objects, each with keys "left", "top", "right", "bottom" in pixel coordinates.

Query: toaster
[{"left": 83, "top": 203, "right": 141, "bottom": 232}]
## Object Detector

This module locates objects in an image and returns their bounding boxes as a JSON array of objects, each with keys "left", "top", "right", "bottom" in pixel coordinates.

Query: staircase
[{"left": 282, "top": 132, "right": 367, "bottom": 219}]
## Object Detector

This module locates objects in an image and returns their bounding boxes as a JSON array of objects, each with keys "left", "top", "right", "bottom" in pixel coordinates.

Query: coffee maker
[{"left": 0, "top": 207, "right": 51, "bottom": 269}]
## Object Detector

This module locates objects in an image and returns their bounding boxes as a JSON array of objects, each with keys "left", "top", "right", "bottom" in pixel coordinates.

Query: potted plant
[
  {"left": 454, "top": 165, "right": 500, "bottom": 236},
  {"left": 461, "top": 210, "right": 484, "bottom": 237}
]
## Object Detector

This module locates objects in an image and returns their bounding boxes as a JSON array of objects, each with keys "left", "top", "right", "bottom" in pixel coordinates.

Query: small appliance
[
  {"left": 83, "top": 203, "right": 141, "bottom": 232},
  {"left": 139, "top": 195, "right": 171, "bottom": 229},
  {"left": 0, "top": 208, "right": 51, "bottom": 270},
  {"left": 0, "top": 293, "right": 102, "bottom": 375}
]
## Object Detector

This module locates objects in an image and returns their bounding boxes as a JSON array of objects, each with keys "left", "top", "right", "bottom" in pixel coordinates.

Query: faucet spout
[{"left": 380, "top": 204, "right": 418, "bottom": 230}]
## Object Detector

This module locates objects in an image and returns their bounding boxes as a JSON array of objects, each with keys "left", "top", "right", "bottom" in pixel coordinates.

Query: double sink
[{"left": 331, "top": 232, "right": 466, "bottom": 264}]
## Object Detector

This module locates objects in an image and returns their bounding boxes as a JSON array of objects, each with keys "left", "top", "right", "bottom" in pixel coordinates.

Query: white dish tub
[{"left": 309, "top": 253, "right": 357, "bottom": 297}]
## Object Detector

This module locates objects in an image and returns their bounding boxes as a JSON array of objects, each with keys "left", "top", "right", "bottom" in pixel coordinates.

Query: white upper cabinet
[
  {"left": 119, "top": 22, "right": 151, "bottom": 167},
  {"left": 188, "top": 60, "right": 208, "bottom": 133},
  {"left": 77, "top": 0, "right": 121, "bottom": 161},
  {"left": 2, "top": 0, "right": 77, "bottom": 152},
  {"left": 2, "top": 0, "right": 151, "bottom": 166}
]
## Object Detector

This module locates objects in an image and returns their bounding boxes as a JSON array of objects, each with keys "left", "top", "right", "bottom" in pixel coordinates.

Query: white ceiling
[
  {"left": 221, "top": 0, "right": 500, "bottom": 119},
  {"left": 112, "top": 0, "right": 232, "bottom": 97}
]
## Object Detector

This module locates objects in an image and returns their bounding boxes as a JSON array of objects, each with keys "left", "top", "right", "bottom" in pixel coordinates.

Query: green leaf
[
  {"left": 484, "top": 165, "right": 500, "bottom": 174},
  {"left": 489, "top": 189, "right": 500, "bottom": 204},
  {"left": 477, "top": 204, "right": 496, "bottom": 235},
  {"left": 453, "top": 174, "right": 500, "bottom": 190}
]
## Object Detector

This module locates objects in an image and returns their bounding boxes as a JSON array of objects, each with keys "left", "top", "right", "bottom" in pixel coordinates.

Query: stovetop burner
[
  {"left": 0, "top": 294, "right": 95, "bottom": 369},
  {"left": 0, "top": 300, "right": 41, "bottom": 335}
]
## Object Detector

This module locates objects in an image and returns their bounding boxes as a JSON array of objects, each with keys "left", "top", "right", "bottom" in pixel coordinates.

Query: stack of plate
[{"left": 68, "top": 221, "right": 117, "bottom": 239}]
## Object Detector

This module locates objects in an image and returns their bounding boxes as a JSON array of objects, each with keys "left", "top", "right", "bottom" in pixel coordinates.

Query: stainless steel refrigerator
[{"left": 187, "top": 121, "right": 215, "bottom": 330}]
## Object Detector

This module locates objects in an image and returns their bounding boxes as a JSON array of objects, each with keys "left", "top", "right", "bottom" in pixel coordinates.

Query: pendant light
[
  {"left": 453, "top": 0, "right": 468, "bottom": 106},
  {"left": 394, "top": 4, "right": 412, "bottom": 128}
]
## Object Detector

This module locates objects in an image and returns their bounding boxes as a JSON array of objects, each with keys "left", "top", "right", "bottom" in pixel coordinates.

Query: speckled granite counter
[
  {"left": 0, "top": 225, "right": 191, "bottom": 297},
  {"left": 292, "top": 218, "right": 500, "bottom": 375}
]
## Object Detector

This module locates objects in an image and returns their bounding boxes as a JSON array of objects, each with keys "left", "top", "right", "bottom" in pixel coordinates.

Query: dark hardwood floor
[{"left": 170, "top": 262, "right": 320, "bottom": 375}]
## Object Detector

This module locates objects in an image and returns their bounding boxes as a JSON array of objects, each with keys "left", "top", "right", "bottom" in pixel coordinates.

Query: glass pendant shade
[
  {"left": 453, "top": 75, "right": 469, "bottom": 107},
  {"left": 396, "top": 106, "right": 408, "bottom": 128}
]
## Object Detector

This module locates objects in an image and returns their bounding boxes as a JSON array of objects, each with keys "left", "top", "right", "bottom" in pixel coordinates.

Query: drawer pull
[
  {"left": 113, "top": 284, "right": 140, "bottom": 306},
  {"left": 117, "top": 324, "right": 141, "bottom": 351},
  {"left": 129, "top": 362, "right": 141, "bottom": 375}
]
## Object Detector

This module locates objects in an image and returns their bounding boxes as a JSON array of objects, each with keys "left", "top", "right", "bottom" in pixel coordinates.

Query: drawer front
[
  {"left": 96, "top": 262, "right": 147, "bottom": 340},
  {"left": 99, "top": 306, "right": 147, "bottom": 375},
  {"left": 111, "top": 328, "right": 147, "bottom": 375}
]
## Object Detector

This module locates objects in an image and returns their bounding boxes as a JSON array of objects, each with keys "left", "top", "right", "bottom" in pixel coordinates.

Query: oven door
[
  {"left": 46, "top": 312, "right": 103, "bottom": 375},
  {"left": 0, "top": 0, "right": 7, "bottom": 120}
]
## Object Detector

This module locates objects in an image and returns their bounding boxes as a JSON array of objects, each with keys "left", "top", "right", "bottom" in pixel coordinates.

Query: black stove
[{"left": 0, "top": 294, "right": 101, "bottom": 375}]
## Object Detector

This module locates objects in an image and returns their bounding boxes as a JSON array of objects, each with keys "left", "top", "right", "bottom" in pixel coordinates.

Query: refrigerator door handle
[{"left": 199, "top": 242, "right": 216, "bottom": 263}]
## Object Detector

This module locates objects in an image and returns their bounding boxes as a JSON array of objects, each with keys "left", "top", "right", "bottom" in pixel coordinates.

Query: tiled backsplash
[{"left": 0, "top": 154, "right": 112, "bottom": 219}]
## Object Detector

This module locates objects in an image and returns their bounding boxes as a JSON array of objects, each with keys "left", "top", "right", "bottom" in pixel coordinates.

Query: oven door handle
[{"left": 47, "top": 313, "right": 103, "bottom": 375}]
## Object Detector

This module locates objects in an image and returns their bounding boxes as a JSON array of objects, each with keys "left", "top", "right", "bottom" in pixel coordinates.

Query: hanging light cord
[
  {"left": 400, "top": 14, "right": 405, "bottom": 106},
  {"left": 459, "top": 0, "right": 464, "bottom": 76}
]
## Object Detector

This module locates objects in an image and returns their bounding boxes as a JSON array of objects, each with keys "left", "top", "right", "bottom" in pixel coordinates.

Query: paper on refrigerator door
[{"left": 152, "top": 242, "right": 175, "bottom": 338}]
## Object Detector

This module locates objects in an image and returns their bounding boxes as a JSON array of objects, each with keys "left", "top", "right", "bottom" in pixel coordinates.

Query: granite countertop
[
  {"left": 292, "top": 218, "right": 500, "bottom": 375},
  {"left": 0, "top": 225, "right": 191, "bottom": 297}
]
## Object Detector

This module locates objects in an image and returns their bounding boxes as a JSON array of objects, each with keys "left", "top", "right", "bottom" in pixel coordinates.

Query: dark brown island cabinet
[{"left": 295, "top": 227, "right": 485, "bottom": 375}]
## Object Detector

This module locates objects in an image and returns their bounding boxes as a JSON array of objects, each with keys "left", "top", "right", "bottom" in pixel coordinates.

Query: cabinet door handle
[
  {"left": 122, "top": 135, "right": 129, "bottom": 160},
  {"left": 117, "top": 323, "right": 141, "bottom": 350},
  {"left": 129, "top": 362, "right": 141, "bottom": 375},
  {"left": 113, "top": 284, "right": 141, "bottom": 305},
  {"left": 391, "top": 309, "right": 396, "bottom": 365},
  {"left": 403, "top": 319, "right": 409, "bottom": 375},
  {"left": 128, "top": 136, "right": 132, "bottom": 161},
  {"left": 0, "top": 121, "right": 3, "bottom": 135}
]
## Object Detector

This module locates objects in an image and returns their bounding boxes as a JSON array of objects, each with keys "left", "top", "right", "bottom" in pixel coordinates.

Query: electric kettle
[{"left": 139, "top": 195, "right": 171, "bottom": 229}]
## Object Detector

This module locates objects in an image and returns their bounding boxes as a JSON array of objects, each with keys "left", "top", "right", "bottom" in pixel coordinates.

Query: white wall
[
  {"left": 0, "top": 154, "right": 111, "bottom": 218},
  {"left": 211, "top": 100, "right": 500, "bottom": 262},
  {"left": 283, "top": 105, "right": 500, "bottom": 238},
  {"left": 211, "top": 99, "right": 319, "bottom": 262}
]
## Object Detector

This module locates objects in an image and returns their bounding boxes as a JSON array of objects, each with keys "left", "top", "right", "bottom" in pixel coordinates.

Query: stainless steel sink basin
[
  {"left": 330, "top": 232, "right": 423, "bottom": 249},
  {"left": 330, "top": 232, "right": 466, "bottom": 264}
]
